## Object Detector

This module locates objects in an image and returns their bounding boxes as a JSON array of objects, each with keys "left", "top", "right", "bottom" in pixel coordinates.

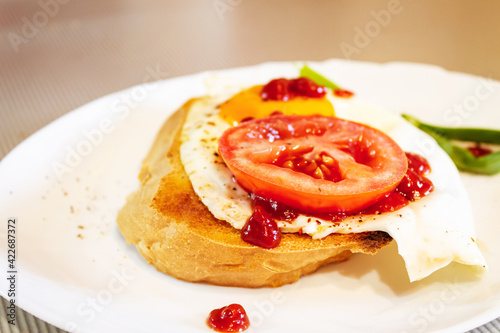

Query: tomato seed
[
  {"left": 313, "top": 167, "right": 324, "bottom": 179},
  {"left": 320, "top": 164, "right": 331, "bottom": 177},
  {"left": 321, "top": 154, "right": 335, "bottom": 166}
]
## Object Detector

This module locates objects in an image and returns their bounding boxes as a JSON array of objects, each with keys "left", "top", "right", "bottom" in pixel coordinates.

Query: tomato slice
[{"left": 218, "top": 115, "right": 408, "bottom": 213}]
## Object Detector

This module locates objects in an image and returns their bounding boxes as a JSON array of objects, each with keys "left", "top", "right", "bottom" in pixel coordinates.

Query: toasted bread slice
[{"left": 117, "top": 98, "right": 392, "bottom": 288}]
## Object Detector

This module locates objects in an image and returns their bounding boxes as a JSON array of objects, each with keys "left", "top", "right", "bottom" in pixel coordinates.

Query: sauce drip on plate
[{"left": 207, "top": 304, "right": 250, "bottom": 332}]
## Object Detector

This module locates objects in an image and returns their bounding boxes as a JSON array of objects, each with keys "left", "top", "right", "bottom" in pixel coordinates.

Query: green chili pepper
[
  {"left": 299, "top": 64, "right": 341, "bottom": 90},
  {"left": 402, "top": 114, "right": 500, "bottom": 175}
]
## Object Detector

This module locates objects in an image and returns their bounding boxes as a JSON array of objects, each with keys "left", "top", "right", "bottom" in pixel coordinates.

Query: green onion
[
  {"left": 299, "top": 64, "right": 341, "bottom": 90},
  {"left": 402, "top": 114, "right": 500, "bottom": 175}
]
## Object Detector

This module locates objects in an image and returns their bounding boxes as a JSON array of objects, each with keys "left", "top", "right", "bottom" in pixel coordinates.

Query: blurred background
[{"left": 1, "top": 0, "right": 500, "bottom": 332}]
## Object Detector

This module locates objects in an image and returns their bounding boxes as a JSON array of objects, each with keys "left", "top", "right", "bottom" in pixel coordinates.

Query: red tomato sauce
[
  {"left": 261, "top": 77, "right": 327, "bottom": 101},
  {"left": 241, "top": 206, "right": 282, "bottom": 249},
  {"left": 207, "top": 304, "right": 250, "bottom": 332},
  {"left": 333, "top": 89, "right": 354, "bottom": 98},
  {"left": 240, "top": 152, "right": 434, "bottom": 249},
  {"left": 467, "top": 143, "right": 493, "bottom": 157},
  {"left": 361, "top": 153, "right": 433, "bottom": 214}
]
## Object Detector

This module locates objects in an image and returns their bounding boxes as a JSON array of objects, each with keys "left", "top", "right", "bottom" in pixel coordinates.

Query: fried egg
[{"left": 179, "top": 77, "right": 487, "bottom": 282}]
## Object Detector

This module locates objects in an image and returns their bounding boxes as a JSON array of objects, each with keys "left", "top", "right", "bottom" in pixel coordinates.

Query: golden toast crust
[{"left": 117, "top": 98, "right": 392, "bottom": 288}]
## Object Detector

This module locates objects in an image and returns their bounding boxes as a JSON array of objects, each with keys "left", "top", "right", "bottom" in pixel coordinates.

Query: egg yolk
[{"left": 218, "top": 85, "right": 335, "bottom": 126}]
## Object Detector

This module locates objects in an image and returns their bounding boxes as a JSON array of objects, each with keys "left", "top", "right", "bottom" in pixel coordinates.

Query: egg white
[{"left": 179, "top": 85, "right": 487, "bottom": 282}]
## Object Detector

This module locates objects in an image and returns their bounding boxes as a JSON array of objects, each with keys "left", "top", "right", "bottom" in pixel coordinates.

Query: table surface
[{"left": 1, "top": 0, "right": 500, "bottom": 332}]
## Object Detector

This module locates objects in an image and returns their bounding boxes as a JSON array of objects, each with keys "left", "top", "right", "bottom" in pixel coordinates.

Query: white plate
[{"left": 1, "top": 60, "right": 500, "bottom": 333}]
